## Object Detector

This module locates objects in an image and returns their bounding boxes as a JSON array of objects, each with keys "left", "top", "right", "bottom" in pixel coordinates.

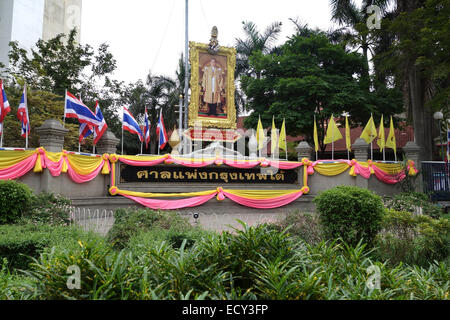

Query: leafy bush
[
  {"left": 22, "top": 192, "right": 72, "bottom": 226},
  {"left": 128, "top": 226, "right": 214, "bottom": 254},
  {"left": 0, "top": 258, "right": 35, "bottom": 300},
  {"left": 383, "top": 192, "right": 442, "bottom": 218},
  {"left": 273, "top": 211, "right": 323, "bottom": 245},
  {"left": 0, "top": 223, "right": 102, "bottom": 270},
  {"left": 0, "top": 180, "right": 33, "bottom": 225},
  {"left": 106, "top": 208, "right": 192, "bottom": 249},
  {"left": 313, "top": 186, "right": 384, "bottom": 246},
  {"left": 374, "top": 209, "right": 450, "bottom": 266},
  {"left": 20, "top": 224, "right": 449, "bottom": 300}
]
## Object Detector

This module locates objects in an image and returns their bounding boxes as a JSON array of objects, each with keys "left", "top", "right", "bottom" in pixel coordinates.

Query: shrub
[
  {"left": 0, "top": 223, "right": 102, "bottom": 270},
  {"left": 313, "top": 185, "right": 384, "bottom": 246},
  {"left": 22, "top": 192, "right": 72, "bottom": 226},
  {"left": 383, "top": 192, "right": 442, "bottom": 218},
  {"left": 273, "top": 211, "right": 323, "bottom": 245},
  {"left": 106, "top": 208, "right": 192, "bottom": 249},
  {"left": 0, "top": 180, "right": 33, "bottom": 225},
  {"left": 128, "top": 226, "right": 215, "bottom": 254},
  {"left": 374, "top": 209, "right": 450, "bottom": 266},
  {"left": 16, "top": 223, "right": 450, "bottom": 300}
]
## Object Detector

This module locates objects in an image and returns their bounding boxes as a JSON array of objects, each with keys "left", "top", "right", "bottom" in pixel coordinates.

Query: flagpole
[
  {"left": 284, "top": 118, "right": 287, "bottom": 161},
  {"left": 121, "top": 107, "right": 124, "bottom": 155},
  {"left": 371, "top": 141, "right": 373, "bottom": 160},
  {"left": 24, "top": 84, "right": 28, "bottom": 149},
  {"left": 158, "top": 109, "right": 161, "bottom": 156},
  {"left": 331, "top": 116, "right": 334, "bottom": 160},
  {"left": 63, "top": 89, "right": 67, "bottom": 128},
  {"left": 0, "top": 123, "right": 3, "bottom": 148}
]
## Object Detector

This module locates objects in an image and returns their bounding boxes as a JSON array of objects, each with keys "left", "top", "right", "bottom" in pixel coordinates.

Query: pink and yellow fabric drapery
[
  {"left": 0, "top": 149, "right": 420, "bottom": 210},
  {"left": 108, "top": 185, "right": 310, "bottom": 210},
  {"left": 0, "top": 148, "right": 110, "bottom": 183}
]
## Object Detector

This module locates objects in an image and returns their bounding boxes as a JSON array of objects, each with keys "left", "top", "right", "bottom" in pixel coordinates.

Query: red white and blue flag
[
  {"left": 0, "top": 80, "right": 11, "bottom": 124},
  {"left": 156, "top": 109, "right": 168, "bottom": 150},
  {"left": 79, "top": 123, "right": 93, "bottom": 143},
  {"left": 123, "top": 107, "right": 143, "bottom": 142},
  {"left": 65, "top": 91, "right": 103, "bottom": 128},
  {"left": 93, "top": 101, "right": 108, "bottom": 145},
  {"left": 17, "top": 85, "right": 30, "bottom": 138},
  {"left": 144, "top": 107, "right": 150, "bottom": 149}
]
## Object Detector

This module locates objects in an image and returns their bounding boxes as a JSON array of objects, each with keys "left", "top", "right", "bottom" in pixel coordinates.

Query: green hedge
[
  {"left": 106, "top": 208, "right": 193, "bottom": 249},
  {"left": 313, "top": 185, "right": 384, "bottom": 246},
  {"left": 0, "top": 180, "right": 33, "bottom": 225},
  {"left": 374, "top": 209, "right": 450, "bottom": 266},
  {"left": 0, "top": 224, "right": 101, "bottom": 270}
]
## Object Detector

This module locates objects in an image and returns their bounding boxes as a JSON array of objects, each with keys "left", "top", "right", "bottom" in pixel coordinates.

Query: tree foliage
[{"left": 241, "top": 30, "right": 402, "bottom": 150}]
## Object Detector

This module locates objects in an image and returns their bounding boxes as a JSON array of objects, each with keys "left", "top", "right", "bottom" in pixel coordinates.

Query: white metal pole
[
  {"left": 183, "top": 0, "right": 189, "bottom": 154},
  {"left": 24, "top": 84, "right": 28, "bottom": 149},
  {"left": 0, "top": 123, "right": 3, "bottom": 148},
  {"left": 63, "top": 89, "right": 67, "bottom": 128},
  {"left": 331, "top": 117, "right": 334, "bottom": 160},
  {"left": 121, "top": 108, "right": 124, "bottom": 155},
  {"left": 371, "top": 141, "right": 373, "bottom": 160}
]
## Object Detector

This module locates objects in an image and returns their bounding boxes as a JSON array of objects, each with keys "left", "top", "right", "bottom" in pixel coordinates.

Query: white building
[{"left": 0, "top": 0, "right": 82, "bottom": 72}]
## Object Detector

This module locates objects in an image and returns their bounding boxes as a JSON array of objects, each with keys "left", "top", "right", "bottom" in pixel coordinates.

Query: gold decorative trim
[{"left": 188, "top": 41, "right": 237, "bottom": 129}]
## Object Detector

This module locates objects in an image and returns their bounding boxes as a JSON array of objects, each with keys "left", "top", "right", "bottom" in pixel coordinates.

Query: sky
[{"left": 81, "top": 0, "right": 342, "bottom": 84}]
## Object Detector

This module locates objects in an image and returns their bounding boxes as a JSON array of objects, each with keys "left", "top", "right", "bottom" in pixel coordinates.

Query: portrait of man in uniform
[
  {"left": 198, "top": 53, "right": 227, "bottom": 119},
  {"left": 188, "top": 41, "right": 236, "bottom": 130},
  {"left": 201, "top": 58, "right": 224, "bottom": 116}
]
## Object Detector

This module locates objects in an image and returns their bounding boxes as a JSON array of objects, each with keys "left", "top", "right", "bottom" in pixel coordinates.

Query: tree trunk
[{"left": 408, "top": 64, "right": 433, "bottom": 160}]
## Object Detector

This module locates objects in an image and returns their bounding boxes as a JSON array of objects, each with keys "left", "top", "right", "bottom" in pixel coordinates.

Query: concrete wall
[
  {"left": 0, "top": 0, "right": 82, "bottom": 73},
  {"left": 43, "top": 0, "right": 82, "bottom": 42},
  {"left": 0, "top": 0, "right": 14, "bottom": 71}
]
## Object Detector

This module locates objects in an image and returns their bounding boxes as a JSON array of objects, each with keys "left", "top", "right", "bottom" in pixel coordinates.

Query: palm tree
[
  {"left": 234, "top": 21, "right": 283, "bottom": 113},
  {"left": 329, "top": 0, "right": 394, "bottom": 89}
]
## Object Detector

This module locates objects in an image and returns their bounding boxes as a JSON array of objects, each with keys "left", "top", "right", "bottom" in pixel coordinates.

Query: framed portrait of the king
[{"left": 188, "top": 41, "right": 237, "bottom": 129}]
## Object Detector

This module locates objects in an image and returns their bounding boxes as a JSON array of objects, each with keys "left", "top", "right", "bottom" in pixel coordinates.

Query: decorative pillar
[
  {"left": 403, "top": 141, "right": 422, "bottom": 192},
  {"left": 96, "top": 129, "right": 120, "bottom": 155},
  {"left": 352, "top": 138, "right": 369, "bottom": 189},
  {"left": 295, "top": 141, "right": 313, "bottom": 161},
  {"left": 295, "top": 141, "right": 313, "bottom": 187},
  {"left": 35, "top": 119, "right": 68, "bottom": 152},
  {"left": 352, "top": 138, "right": 369, "bottom": 162}
]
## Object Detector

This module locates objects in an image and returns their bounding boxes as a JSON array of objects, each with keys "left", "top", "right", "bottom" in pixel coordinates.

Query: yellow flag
[
  {"left": 256, "top": 115, "right": 265, "bottom": 150},
  {"left": 345, "top": 115, "right": 351, "bottom": 151},
  {"left": 313, "top": 117, "right": 319, "bottom": 152},
  {"left": 271, "top": 116, "right": 278, "bottom": 155},
  {"left": 324, "top": 116, "right": 343, "bottom": 144},
  {"left": 385, "top": 116, "right": 396, "bottom": 153},
  {"left": 279, "top": 119, "right": 287, "bottom": 151},
  {"left": 360, "top": 115, "right": 377, "bottom": 144},
  {"left": 377, "top": 115, "right": 385, "bottom": 151}
]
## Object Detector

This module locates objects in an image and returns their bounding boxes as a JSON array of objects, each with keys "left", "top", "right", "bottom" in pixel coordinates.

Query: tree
[
  {"left": 2, "top": 85, "right": 78, "bottom": 150},
  {"left": 375, "top": 0, "right": 449, "bottom": 160},
  {"left": 241, "top": 30, "right": 403, "bottom": 150}
]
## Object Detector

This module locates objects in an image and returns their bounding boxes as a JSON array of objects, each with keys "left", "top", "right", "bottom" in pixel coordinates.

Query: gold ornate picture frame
[{"left": 188, "top": 41, "right": 237, "bottom": 129}]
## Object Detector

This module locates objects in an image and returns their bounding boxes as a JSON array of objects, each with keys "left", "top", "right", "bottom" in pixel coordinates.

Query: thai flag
[
  {"left": 0, "top": 80, "right": 11, "bottom": 123},
  {"left": 123, "top": 107, "right": 143, "bottom": 142},
  {"left": 156, "top": 109, "right": 168, "bottom": 150},
  {"left": 17, "top": 85, "right": 30, "bottom": 138},
  {"left": 79, "top": 123, "right": 93, "bottom": 143},
  {"left": 65, "top": 91, "right": 102, "bottom": 128},
  {"left": 93, "top": 101, "right": 108, "bottom": 145},
  {"left": 144, "top": 107, "right": 150, "bottom": 149}
]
